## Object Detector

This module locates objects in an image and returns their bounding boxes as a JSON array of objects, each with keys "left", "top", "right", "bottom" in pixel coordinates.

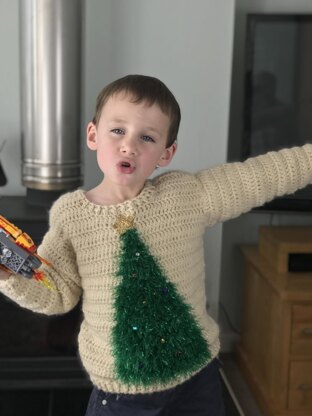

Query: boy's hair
[{"left": 92, "top": 75, "right": 181, "bottom": 148}]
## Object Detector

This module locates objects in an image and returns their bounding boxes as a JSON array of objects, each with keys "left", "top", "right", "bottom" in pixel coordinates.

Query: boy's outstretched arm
[{"left": 197, "top": 143, "right": 312, "bottom": 225}]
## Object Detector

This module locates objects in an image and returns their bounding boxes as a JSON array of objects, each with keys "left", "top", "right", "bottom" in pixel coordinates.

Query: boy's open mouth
[
  {"left": 121, "top": 162, "right": 131, "bottom": 168},
  {"left": 117, "top": 160, "right": 136, "bottom": 174}
]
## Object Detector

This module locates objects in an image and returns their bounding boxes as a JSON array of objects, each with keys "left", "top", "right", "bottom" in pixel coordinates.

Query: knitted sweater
[{"left": 1, "top": 145, "right": 312, "bottom": 394}]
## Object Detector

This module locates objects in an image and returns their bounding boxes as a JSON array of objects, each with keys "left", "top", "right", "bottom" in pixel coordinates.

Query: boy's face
[{"left": 87, "top": 92, "right": 176, "bottom": 195}]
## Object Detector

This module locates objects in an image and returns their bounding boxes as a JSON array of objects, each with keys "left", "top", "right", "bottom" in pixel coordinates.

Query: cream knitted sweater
[{"left": 1, "top": 145, "right": 312, "bottom": 394}]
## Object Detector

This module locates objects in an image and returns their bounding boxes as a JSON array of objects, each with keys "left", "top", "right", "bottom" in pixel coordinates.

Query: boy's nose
[{"left": 120, "top": 137, "right": 137, "bottom": 155}]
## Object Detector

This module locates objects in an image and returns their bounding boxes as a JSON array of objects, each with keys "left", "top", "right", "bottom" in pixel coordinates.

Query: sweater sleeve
[
  {"left": 0, "top": 195, "right": 82, "bottom": 315},
  {"left": 196, "top": 144, "right": 312, "bottom": 226}
]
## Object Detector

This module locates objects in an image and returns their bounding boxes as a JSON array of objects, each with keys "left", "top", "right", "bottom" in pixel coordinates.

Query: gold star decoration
[{"left": 113, "top": 214, "right": 135, "bottom": 235}]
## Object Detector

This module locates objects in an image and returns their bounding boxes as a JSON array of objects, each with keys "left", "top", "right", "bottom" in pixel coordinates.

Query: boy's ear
[
  {"left": 158, "top": 142, "right": 177, "bottom": 167},
  {"left": 86, "top": 122, "right": 98, "bottom": 150}
]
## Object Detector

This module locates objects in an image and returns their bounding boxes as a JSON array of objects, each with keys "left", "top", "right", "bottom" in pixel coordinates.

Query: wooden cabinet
[{"left": 237, "top": 226, "right": 312, "bottom": 416}]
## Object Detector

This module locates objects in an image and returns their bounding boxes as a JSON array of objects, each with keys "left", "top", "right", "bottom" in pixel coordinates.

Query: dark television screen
[{"left": 243, "top": 14, "right": 312, "bottom": 211}]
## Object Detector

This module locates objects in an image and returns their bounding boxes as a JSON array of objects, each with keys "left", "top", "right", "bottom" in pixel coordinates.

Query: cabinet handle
[
  {"left": 301, "top": 328, "right": 312, "bottom": 336},
  {"left": 299, "top": 384, "right": 312, "bottom": 391}
]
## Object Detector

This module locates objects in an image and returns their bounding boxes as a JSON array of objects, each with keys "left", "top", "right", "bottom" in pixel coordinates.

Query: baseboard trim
[{"left": 220, "top": 368, "right": 245, "bottom": 416}]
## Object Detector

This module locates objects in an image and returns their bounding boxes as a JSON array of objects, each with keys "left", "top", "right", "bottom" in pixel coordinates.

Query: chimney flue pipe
[{"left": 19, "top": 0, "right": 83, "bottom": 194}]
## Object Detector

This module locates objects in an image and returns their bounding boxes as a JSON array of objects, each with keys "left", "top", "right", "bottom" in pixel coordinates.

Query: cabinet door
[
  {"left": 241, "top": 262, "right": 289, "bottom": 405},
  {"left": 291, "top": 305, "right": 312, "bottom": 358},
  {"left": 289, "top": 361, "right": 312, "bottom": 410}
]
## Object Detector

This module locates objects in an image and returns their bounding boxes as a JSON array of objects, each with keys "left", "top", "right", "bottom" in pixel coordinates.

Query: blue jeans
[{"left": 85, "top": 358, "right": 225, "bottom": 416}]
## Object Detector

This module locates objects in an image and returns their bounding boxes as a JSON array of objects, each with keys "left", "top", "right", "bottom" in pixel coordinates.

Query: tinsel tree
[{"left": 112, "top": 214, "right": 211, "bottom": 387}]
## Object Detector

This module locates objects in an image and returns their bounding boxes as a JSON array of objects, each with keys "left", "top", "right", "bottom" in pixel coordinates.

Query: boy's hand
[{"left": 0, "top": 268, "right": 11, "bottom": 280}]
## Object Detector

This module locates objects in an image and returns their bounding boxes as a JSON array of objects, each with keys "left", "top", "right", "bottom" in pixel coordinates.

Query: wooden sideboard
[{"left": 237, "top": 226, "right": 312, "bottom": 416}]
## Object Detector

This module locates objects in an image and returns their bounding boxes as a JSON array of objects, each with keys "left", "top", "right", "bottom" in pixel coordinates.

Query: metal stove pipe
[{"left": 19, "top": 0, "right": 83, "bottom": 193}]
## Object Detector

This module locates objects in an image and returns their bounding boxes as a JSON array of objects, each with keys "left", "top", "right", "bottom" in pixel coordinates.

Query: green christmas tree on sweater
[{"left": 112, "top": 214, "right": 211, "bottom": 387}]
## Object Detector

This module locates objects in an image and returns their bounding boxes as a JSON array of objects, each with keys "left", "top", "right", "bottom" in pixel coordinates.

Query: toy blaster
[{"left": 0, "top": 215, "right": 54, "bottom": 289}]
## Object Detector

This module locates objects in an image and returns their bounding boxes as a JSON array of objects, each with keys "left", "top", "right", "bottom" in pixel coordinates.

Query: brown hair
[{"left": 92, "top": 75, "right": 181, "bottom": 147}]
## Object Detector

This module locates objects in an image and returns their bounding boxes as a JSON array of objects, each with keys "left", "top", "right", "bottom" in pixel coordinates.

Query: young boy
[{"left": 0, "top": 74, "right": 312, "bottom": 416}]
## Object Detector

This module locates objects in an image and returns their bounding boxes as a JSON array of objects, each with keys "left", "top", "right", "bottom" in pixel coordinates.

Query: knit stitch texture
[{"left": 0, "top": 144, "right": 311, "bottom": 394}]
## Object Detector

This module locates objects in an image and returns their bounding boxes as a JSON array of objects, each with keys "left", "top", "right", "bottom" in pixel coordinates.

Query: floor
[{"left": 221, "top": 353, "right": 263, "bottom": 416}]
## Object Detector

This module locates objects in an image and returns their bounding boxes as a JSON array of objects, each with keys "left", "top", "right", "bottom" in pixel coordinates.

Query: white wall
[
  {"left": 0, "top": 0, "right": 235, "bottom": 321},
  {"left": 220, "top": 0, "right": 312, "bottom": 351},
  {"left": 0, "top": 0, "right": 20, "bottom": 193}
]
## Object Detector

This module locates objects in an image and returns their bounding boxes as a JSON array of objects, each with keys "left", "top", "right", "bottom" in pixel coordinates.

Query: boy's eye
[
  {"left": 142, "top": 135, "right": 155, "bottom": 143},
  {"left": 111, "top": 128, "right": 124, "bottom": 135}
]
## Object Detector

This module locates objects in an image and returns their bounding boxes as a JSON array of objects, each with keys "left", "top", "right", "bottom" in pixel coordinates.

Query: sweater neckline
[{"left": 76, "top": 180, "right": 155, "bottom": 213}]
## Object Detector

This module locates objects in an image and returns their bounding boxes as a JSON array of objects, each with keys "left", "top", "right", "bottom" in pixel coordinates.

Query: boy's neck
[{"left": 85, "top": 180, "right": 146, "bottom": 206}]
